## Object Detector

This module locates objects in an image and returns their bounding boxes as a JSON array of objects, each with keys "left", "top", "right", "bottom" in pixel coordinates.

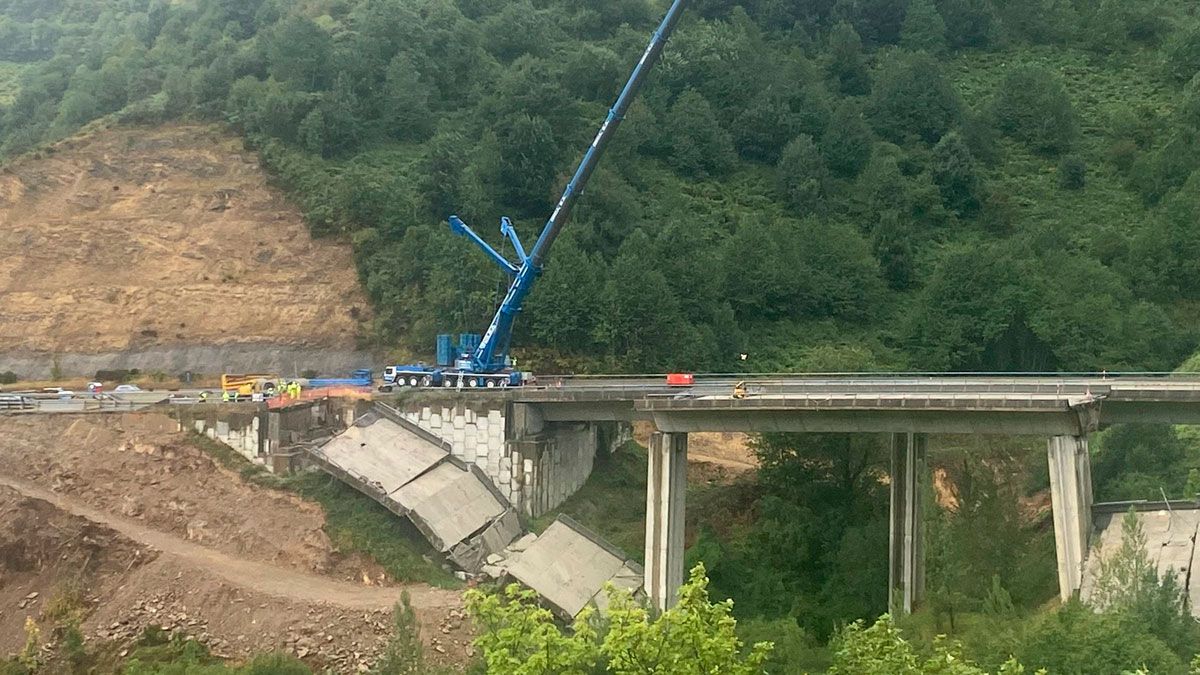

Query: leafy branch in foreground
[{"left": 464, "top": 563, "right": 771, "bottom": 674}]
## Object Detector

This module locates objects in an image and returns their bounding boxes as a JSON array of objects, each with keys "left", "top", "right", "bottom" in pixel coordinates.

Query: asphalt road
[{"left": 6, "top": 372, "right": 1200, "bottom": 414}]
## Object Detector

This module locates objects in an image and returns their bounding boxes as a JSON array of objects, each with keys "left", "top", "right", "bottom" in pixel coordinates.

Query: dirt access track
[
  {"left": 0, "top": 415, "right": 471, "bottom": 670},
  {"left": 0, "top": 123, "right": 370, "bottom": 376}
]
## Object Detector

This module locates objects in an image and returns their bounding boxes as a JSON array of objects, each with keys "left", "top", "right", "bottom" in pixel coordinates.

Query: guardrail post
[
  {"left": 644, "top": 431, "right": 687, "bottom": 611},
  {"left": 889, "top": 432, "right": 927, "bottom": 615}
]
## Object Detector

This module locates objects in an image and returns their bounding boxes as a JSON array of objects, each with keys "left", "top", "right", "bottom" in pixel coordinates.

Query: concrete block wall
[
  {"left": 175, "top": 399, "right": 337, "bottom": 470},
  {"left": 400, "top": 402, "right": 623, "bottom": 517},
  {"left": 524, "top": 424, "right": 597, "bottom": 517},
  {"left": 187, "top": 410, "right": 264, "bottom": 463},
  {"left": 402, "top": 403, "right": 516, "bottom": 499}
]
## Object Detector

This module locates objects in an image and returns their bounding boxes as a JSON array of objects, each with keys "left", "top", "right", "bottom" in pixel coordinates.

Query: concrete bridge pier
[
  {"left": 1047, "top": 434, "right": 1093, "bottom": 600},
  {"left": 644, "top": 431, "right": 688, "bottom": 611},
  {"left": 889, "top": 432, "right": 927, "bottom": 615}
]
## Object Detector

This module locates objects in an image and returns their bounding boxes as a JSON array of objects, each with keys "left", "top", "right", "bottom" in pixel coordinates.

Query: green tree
[
  {"left": 869, "top": 50, "right": 962, "bottom": 144},
  {"left": 1091, "top": 509, "right": 1195, "bottom": 658},
  {"left": 932, "top": 132, "right": 985, "bottom": 217},
  {"left": 299, "top": 76, "right": 362, "bottom": 158},
  {"left": 723, "top": 216, "right": 883, "bottom": 322},
  {"left": 666, "top": 88, "right": 736, "bottom": 178},
  {"left": 524, "top": 237, "right": 604, "bottom": 353},
  {"left": 1019, "top": 600, "right": 1185, "bottom": 674},
  {"left": 421, "top": 123, "right": 467, "bottom": 219},
  {"left": 465, "top": 564, "right": 771, "bottom": 674},
  {"left": 827, "top": 22, "right": 871, "bottom": 96},
  {"left": 732, "top": 91, "right": 798, "bottom": 163},
  {"left": 602, "top": 565, "right": 773, "bottom": 673},
  {"left": 998, "top": 0, "right": 1077, "bottom": 45},
  {"left": 380, "top": 54, "right": 433, "bottom": 142},
  {"left": 821, "top": 100, "right": 874, "bottom": 178},
  {"left": 991, "top": 64, "right": 1079, "bottom": 154},
  {"left": 900, "top": 0, "right": 948, "bottom": 54},
  {"left": 777, "top": 134, "right": 829, "bottom": 215},
  {"left": 835, "top": 0, "right": 910, "bottom": 47},
  {"left": 373, "top": 594, "right": 436, "bottom": 674},
  {"left": 595, "top": 230, "right": 697, "bottom": 371},
  {"left": 266, "top": 15, "right": 332, "bottom": 91},
  {"left": 936, "top": 0, "right": 997, "bottom": 49},
  {"left": 495, "top": 113, "right": 559, "bottom": 212}
]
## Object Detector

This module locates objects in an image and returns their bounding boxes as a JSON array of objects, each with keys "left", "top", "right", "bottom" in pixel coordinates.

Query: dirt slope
[
  {"left": 0, "top": 123, "right": 369, "bottom": 362},
  {"left": 0, "top": 415, "right": 473, "bottom": 670}
]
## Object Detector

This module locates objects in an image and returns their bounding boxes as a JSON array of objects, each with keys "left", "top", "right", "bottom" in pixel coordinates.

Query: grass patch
[
  {"left": 287, "top": 471, "right": 459, "bottom": 588},
  {"left": 185, "top": 433, "right": 458, "bottom": 588}
]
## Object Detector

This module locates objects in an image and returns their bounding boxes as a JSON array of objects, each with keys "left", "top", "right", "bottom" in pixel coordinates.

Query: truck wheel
[
  {"left": 443, "top": 378, "right": 453, "bottom": 387},
  {"left": 468, "top": 378, "right": 479, "bottom": 388},
  {"left": 409, "top": 376, "right": 419, "bottom": 387},
  {"left": 421, "top": 376, "right": 433, "bottom": 387},
  {"left": 486, "top": 379, "right": 496, "bottom": 388}
]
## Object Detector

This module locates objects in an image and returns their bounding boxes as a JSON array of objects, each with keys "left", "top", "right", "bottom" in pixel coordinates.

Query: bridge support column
[
  {"left": 889, "top": 432, "right": 927, "bottom": 615},
  {"left": 645, "top": 431, "right": 687, "bottom": 611},
  {"left": 1048, "top": 435, "right": 1093, "bottom": 600}
]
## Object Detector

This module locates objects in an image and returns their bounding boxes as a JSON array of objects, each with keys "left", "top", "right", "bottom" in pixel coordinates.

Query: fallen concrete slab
[
  {"left": 1082, "top": 505, "right": 1200, "bottom": 615},
  {"left": 505, "top": 515, "right": 644, "bottom": 619},
  {"left": 310, "top": 408, "right": 450, "bottom": 496},
  {"left": 306, "top": 403, "right": 519, "bottom": 572}
]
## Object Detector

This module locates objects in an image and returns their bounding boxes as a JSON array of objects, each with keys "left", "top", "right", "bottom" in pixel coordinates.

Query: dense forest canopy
[{"left": 4, "top": 0, "right": 1200, "bottom": 373}]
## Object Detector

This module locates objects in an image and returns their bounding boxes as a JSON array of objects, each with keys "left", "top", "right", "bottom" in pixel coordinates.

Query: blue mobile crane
[{"left": 382, "top": 0, "right": 689, "bottom": 390}]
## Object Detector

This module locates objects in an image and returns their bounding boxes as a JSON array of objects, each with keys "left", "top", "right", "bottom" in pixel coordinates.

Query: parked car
[
  {"left": 113, "top": 384, "right": 142, "bottom": 393},
  {"left": 87, "top": 381, "right": 103, "bottom": 393}
]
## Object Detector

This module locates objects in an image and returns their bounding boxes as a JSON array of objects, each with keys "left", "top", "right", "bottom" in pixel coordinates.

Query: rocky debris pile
[
  {"left": 478, "top": 532, "right": 537, "bottom": 580},
  {"left": 86, "top": 591, "right": 395, "bottom": 669}
]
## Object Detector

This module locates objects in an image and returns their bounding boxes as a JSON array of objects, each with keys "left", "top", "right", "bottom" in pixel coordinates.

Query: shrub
[
  {"left": 991, "top": 64, "right": 1079, "bottom": 154},
  {"left": 1106, "top": 139, "right": 1139, "bottom": 173},
  {"left": 1164, "top": 23, "right": 1200, "bottom": 83},
  {"left": 1058, "top": 155, "right": 1086, "bottom": 190},
  {"left": 0, "top": 371, "right": 18, "bottom": 385},
  {"left": 776, "top": 135, "right": 829, "bottom": 215}
]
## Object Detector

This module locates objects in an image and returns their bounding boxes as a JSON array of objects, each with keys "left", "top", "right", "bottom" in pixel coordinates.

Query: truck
[
  {"left": 381, "top": 0, "right": 690, "bottom": 390},
  {"left": 220, "top": 374, "right": 282, "bottom": 397},
  {"left": 303, "top": 369, "right": 374, "bottom": 389}
]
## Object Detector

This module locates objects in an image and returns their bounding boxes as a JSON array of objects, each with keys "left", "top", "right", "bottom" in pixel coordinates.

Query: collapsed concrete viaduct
[{"left": 99, "top": 375, "right": 1200, "bottom": 615}]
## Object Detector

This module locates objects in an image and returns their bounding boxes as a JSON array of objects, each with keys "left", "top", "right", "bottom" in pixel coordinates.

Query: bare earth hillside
[
  {"left": 0, "top": 415, "right": 472, "bottom": 670},
  {"left": 0, "top": 124, "right": 371, "bottom": 377}
]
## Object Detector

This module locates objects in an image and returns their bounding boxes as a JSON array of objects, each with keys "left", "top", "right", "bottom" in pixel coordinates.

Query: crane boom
[{"left": 449, "top": 0, "right": 689, "bottom": 373}]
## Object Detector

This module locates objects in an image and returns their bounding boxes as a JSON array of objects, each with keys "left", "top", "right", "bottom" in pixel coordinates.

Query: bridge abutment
[
  {"left": 889, "top": 432, "right": 927, "bottom": 615},
  {"left": 644, "top": 431, "right": 687, "bottom": 611},
  {"left": 1048, "top": 434, "right": 1093, "bottom": 600}
]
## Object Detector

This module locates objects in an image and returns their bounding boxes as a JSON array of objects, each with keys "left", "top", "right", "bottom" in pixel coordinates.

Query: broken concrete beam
[{"left": 506, "top": 515, "right": 643, "bottom": 619}]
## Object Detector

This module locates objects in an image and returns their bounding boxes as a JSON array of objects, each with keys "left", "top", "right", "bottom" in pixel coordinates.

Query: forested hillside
[{"left": 4, "top": 0, "right": 1200, "bottom": 372}]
